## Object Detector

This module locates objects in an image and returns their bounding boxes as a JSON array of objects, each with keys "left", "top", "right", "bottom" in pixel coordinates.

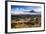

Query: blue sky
[
  {"left": 11, "top": 5, "right": 41, "bottom": 12},
  {"left": 11, "top": 5, "right": 33, "bottom": 11}
]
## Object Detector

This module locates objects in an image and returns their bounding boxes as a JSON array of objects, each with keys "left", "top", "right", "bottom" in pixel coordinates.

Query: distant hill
[
  {"left": 11, "top": 10, "right": 41, "bottom": 15},
  {"left": 30, "top": 10, "right": 35, "bottom": 13},
  {"left": 24, "top": 10, "right": 40, "bottom": 13}
]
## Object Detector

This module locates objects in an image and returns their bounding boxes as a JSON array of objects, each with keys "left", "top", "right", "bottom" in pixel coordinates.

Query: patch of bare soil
[{"left": 11, "top": 15, "right": 41, "bottom": 28}]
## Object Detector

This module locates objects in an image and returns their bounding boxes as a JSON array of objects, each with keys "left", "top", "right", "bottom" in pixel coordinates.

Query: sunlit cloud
[{"left": 11, "top": 5, "right": 41, "bottom": 15}]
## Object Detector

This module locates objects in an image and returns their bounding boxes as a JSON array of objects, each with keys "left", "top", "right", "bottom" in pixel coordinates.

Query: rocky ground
[{"left": 11, "top": 15, "right": 41, "bottom": 28}]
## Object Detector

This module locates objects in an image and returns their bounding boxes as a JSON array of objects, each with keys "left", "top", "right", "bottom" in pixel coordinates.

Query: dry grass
[{"left": 11, "top": 15, "right": 41, "bottom": 28}]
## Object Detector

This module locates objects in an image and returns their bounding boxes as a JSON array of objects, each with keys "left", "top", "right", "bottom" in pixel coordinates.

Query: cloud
[{"left": 11, "top": 5, "right": 41, "bottom": 13}]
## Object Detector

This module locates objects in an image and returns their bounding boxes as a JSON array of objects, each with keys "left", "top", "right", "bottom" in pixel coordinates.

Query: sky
[
  {"left": 11, "top": 5, "right": 41, "bottom": 14},
  {"left": 11, "top": 5, "right": 33, "bottom": 11}
]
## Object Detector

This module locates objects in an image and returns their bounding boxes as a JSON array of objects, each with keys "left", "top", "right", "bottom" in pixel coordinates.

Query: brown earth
[{"left": 11, "top": 15, "right": 41, "bottom": 28}]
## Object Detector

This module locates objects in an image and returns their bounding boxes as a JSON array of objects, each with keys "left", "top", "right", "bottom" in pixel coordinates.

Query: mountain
[{"left": 11, "top": 10, "right": 41, "bottom": 15}]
